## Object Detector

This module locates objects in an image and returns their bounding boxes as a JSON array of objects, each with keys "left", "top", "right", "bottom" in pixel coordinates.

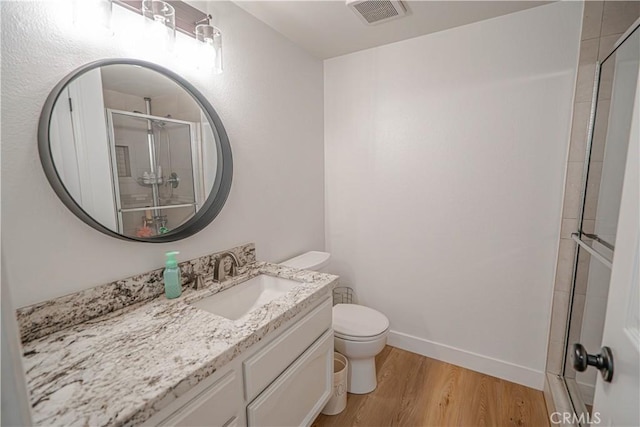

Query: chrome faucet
[{"left": 213, "top": 252, "right": 240, "bottom": 282}]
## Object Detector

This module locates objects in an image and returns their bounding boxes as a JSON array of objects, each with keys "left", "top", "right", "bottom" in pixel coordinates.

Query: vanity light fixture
[
  {"left": 195, "top": 15, "right": 223, "bottom": 73},
  {"left": 111, "top": 1, "right": 221, "bottom": 71},
  {"left": 142, "top": 0, "right": 176, "bottom": 50},
  {"left": 72, "top": 0, "right": 113, "bottom": 33}
]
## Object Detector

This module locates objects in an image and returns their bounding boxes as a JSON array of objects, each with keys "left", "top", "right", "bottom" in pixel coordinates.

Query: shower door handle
[{"left": 571, "top": 343, "right": 614, "bottom": 382}]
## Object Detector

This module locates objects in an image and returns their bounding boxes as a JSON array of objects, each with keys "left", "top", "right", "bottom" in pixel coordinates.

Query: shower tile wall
[{"left": 546, "top": 1, "right": 640, "bottom": 376}]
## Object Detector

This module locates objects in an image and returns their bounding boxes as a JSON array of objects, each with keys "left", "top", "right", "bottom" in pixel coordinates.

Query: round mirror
[{"left": 38, "top": 59, "right": 232, "bottom": 242}]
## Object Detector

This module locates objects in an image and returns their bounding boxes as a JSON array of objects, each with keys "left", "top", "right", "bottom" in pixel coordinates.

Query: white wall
[
  {"left": 1, "top": 1, "right": 324, "bottom": 308},
  {"left": 324, "top": 2, "right": 582, "bottom": 389},
  {"left": 1, "top": 258, "right": 32, "bottom": 426}
]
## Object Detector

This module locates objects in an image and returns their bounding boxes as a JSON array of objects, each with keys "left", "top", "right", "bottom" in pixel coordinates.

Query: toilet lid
[{"left": 333, "top": 304, "right": 389, "bottom": 338}]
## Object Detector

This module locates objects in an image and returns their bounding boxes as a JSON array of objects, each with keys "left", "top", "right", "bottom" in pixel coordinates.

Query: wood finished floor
[{"left": 312, "top": 346, "right": 549, "bottom": 427}]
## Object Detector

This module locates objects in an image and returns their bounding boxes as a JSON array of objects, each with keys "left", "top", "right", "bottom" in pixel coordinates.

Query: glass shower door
[
  {"left": 107, "top": 110, "right": 201, "bottom": 238},
  {"left": 153, "top": 120, "right": 200, "bottom": 233},
  {"left": 563, "top": 25, "right": 639, "bottom": 421}
]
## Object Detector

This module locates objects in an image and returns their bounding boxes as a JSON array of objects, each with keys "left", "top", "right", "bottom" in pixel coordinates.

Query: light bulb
[
  {"left": 195, "top": 23, "right": 223, "bottom": 73},
  {"left": 142, "top": 0, "right": 176, "bottom": 51}
]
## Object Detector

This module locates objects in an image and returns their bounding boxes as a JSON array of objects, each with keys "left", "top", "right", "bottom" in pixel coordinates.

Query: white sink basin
[{"left": 191, "top": 274, "right": 302, "bottom": 320}]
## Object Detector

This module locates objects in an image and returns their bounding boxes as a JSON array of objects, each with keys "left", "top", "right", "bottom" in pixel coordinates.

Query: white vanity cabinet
[
  {"left": 158, "top": 371, "right": 243, "bottom": 427},
  {"left": 145, "top": 297, "right": 333, "bottom": 427},
  {"left": 246, "top": 330, "right": 333, "bottom": 427}
]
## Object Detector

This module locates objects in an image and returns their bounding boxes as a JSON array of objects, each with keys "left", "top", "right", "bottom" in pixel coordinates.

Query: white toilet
[{"left": 280, "top": 251, "right": 390, "bottom": 394}]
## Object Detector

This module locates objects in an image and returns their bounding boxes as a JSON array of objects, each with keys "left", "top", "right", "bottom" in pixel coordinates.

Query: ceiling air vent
[{"left": 346, "top": 0, "right": 407, "bottom": 25}]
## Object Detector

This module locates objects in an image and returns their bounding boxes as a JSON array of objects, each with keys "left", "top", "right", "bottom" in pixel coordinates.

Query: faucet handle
[
  {"left": 185, "top": 271, "right": 206, "bottom": 290},
  {"left": 192, "top": 275, "right": 205, "bottom": 290}
]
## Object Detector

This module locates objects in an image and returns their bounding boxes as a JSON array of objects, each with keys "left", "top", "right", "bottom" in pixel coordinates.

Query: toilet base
[
  {"left": 347, "top": 357, "right": 377, "bottom": 394},
  {"left": 334, "top": 331, "right": 388, "bottom": 395}
]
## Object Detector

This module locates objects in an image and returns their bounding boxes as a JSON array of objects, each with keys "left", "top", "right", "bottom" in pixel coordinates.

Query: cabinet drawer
[
  {"left": 243, "top": 297, "right": 331, "bottom": 401},
  {"left": 159, "top": 371, "right": 241, "bottom": 427},
  {"left": 247, "top": 330, "right": 333, "bottom": 427}
]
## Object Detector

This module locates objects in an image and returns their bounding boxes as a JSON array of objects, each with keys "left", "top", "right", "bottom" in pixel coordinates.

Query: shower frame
[
  {"left": 559, "top": 59, "right": 602, "bottom": 422},
  {"left": 105, "top": 108, "right": 205, "bottom": 234},
  {"left": 559, "top": 22, "right": 640, "bottom": 422}
]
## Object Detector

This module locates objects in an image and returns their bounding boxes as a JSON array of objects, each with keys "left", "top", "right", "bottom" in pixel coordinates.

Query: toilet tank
[{"left": 279, "top": 251, "right": 331, "bottom": 272}]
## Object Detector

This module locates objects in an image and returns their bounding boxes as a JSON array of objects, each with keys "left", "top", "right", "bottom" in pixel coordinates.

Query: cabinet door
[
  {"left": 244, "top": 298, "right": 332, "bottom": 401},
  {"left": 159, "top": 371, "right": 242, "bottom": 427},
  {"left": 247, "top": 330, "right": 333, "bottom": 427}
]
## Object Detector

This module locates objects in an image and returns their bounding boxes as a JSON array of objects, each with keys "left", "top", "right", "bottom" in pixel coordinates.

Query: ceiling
[
  {"left": 233, "top": 1, "right": 552, "bottom": 59},
  {"left": 101, "top": 64, "right": 183, "bottom": 98}
]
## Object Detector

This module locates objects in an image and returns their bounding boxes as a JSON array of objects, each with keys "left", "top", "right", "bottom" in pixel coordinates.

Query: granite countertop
[{"left": 21, "top": 261, "right": 338, "bottom": 426}]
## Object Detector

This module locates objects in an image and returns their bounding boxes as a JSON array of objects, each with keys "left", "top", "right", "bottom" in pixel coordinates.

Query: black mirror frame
[{"left": 38, "top": 58, "right": 233, "bottom": 243}]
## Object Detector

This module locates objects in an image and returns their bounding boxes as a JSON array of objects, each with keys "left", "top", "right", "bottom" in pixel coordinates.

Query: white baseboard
[{"left": 387, "top": 330, "right": 545, "bottom": 390}]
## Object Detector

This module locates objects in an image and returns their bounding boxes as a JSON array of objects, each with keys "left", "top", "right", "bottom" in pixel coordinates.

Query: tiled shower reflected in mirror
[{"left": 108, "top": 111, "right": 199, "bottom": 237}]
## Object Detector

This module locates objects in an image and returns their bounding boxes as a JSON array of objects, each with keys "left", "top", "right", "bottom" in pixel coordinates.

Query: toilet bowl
[
  {"left": 333, "top": 303, "right": 389, "bottom": 394},
  {"left": 280, "top": 251, "right": 390, "bottom": 394}
]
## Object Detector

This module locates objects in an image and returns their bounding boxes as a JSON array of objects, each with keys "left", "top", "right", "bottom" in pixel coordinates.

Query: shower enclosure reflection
[
  {"left": 49, "top": 64, "right": 217, "bottom": 239},
  {"left": 563, "top": 24, "right": 639, "bottom": 417},
  {"left": 109, "top": 108, "right": 206, "bottom": 237}
]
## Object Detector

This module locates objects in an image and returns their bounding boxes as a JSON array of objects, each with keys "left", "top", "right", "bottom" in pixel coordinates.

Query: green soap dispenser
[{"left": 163, "top": 251, "right": 182, "bottom": 299}]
